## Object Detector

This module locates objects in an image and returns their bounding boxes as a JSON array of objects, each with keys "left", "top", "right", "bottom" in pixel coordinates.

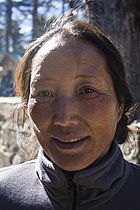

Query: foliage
[{"left": 0, "top": 0, "right": 84, "bottom": 59}]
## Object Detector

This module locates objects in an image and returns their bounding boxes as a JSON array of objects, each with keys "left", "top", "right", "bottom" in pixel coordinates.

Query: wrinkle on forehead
[
  {"left": 30, "top": 38, "right": 114, "bottom": 94},
  {"left": 32, "top": 37, "right": 106, "bottom": 72}
]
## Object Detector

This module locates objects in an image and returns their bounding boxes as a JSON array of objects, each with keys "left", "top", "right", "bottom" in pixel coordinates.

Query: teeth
[{"left": 54, "top": 137, "right": 82, "bottom": 143}]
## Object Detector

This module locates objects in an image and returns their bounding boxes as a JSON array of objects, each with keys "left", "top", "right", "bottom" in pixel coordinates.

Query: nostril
[{"left": 53, "top": 115, "right": 79, "bottom": 127}]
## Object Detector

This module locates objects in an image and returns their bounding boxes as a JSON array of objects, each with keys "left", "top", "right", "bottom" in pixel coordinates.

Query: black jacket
[{"left": 0, "top": 141, "right": 140, "bottom": 210}]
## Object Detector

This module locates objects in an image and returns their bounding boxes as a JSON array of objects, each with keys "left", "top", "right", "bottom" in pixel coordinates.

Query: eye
[
  {"left": 37, "top": 90, "right": 54, "bottom": 97},
  {"left": 79, "top": 87, "right": 95, "bottom": 95},
  {"left": 78, "top": 86, "right": 100, "bottom": 99}
]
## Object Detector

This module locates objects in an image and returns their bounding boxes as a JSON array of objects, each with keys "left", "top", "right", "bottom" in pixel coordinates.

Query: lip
[{"left": 51, "top": 136, "right": 89, "bottom": 150}]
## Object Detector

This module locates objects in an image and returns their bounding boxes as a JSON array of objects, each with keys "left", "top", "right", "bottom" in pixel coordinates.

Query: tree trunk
[
  {"left": 84, "top": 0, "right": 140, "bottom": 118},
  {"left": 32, "top": 0, "right": 38, "bottom": 40},
  {"left": 84, "top": 0, "right": 140, "bottom": 164},
  {"left": 5, "top": 0, "right": 12, "bottom": 52}
]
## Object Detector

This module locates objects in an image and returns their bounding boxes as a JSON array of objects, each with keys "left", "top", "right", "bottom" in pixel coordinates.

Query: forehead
[
  {"left": 30, "top": 37, "right": 114, "bottom": 93},
  {"left": 31, "top": 37, "right": 108, "bottom": 76}
]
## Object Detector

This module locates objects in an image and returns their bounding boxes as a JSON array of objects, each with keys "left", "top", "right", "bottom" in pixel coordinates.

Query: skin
[{"left": 28, "top": 38, "right": 123, "bottom": 171}]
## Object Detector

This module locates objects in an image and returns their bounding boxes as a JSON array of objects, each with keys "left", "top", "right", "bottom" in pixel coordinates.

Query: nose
[{"left": 53, "top": 96, "right": 80, "bottom": 127}]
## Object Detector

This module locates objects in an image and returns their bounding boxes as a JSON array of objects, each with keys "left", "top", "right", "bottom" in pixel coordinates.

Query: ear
[{"left": 117, "top": 103, "right": 124, "bottom": 123}]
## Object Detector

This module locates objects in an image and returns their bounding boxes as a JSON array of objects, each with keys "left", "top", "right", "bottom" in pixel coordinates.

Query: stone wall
[
  {"left": 0, "top": 97, "right": 140, "bottom": 168},
  {"left": 0, "top": 97, "right": 38, "bottom": 168}
]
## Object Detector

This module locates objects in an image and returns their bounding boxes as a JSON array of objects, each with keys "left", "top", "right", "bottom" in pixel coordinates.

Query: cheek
[
  {"left": 28, "top": 99, "right": 53, "bottom": 130},
  {"left": 80, "top": 97, "right": 119, "bottom": 129},
  {"left": 80, "top": 98, "right": 106, "bottom": 120}
]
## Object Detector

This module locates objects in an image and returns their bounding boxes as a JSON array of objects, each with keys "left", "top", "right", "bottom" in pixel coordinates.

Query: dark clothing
[{"left": 0, "top": 141, "right": 140, "bottom": 210}]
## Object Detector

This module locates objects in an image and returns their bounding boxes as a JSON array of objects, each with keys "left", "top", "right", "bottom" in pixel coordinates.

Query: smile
[
  {"left": 52, "top": 137, "right": 85, "bottom": 143},
  {"left": 51, "top": 136, "right": 89, "bottom": 150}
]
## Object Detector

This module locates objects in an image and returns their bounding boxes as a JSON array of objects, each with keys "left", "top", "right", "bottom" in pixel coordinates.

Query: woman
[{"left": 0, "top": 14, "right": 140, "bottom": 210}]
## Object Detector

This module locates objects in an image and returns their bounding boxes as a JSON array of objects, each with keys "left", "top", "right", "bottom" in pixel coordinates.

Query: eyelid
[
  {"left": 78, "top": 86, "right": 96, "bottom": 94},
  {"left": 33, "top": 90, "right": 54, "bottom": 97}
]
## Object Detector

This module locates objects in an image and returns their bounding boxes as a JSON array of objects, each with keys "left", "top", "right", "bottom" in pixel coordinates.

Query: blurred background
[{"left": 0, "top": 0, "right": 140, "bottom": 168}]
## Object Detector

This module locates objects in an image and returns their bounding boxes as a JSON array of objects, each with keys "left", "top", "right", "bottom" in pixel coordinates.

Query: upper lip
[{"left": 51, "top": 136, "right": 88, "bottom": 143}]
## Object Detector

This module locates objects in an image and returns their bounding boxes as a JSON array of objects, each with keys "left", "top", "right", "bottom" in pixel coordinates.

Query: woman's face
[{"left": 28, "top": 38, "right": 123, "bottom": 171}]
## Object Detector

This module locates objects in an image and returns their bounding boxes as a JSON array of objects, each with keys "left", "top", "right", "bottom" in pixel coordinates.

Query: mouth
[{"left": 51, "top": 136, "right": 89, "bottom": 150}]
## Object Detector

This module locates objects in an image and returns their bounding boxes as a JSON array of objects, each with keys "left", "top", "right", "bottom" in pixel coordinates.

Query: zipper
[{"left": 63, "top": 171, "right": 77, "bottom": 210}]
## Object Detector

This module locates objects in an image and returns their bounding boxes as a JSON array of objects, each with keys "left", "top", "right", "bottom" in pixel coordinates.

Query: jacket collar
[{"left": 36, "top": 140, "right": 130, "bottom": 208}]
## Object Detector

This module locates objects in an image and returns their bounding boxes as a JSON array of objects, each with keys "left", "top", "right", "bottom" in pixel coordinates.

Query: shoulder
[
  {"left": 0, "top": 160, "right": 36, "bottom": 185},
  {"left": 0, "top": 160, "right": 39, "bottom": 209},
  {"left": 0, "top": 160, "right": 50, "bottom": 209},
  {"left": 0, "top": 159, "right": 36, "bottom": 173},
  {"left": 128, "top": 161, "right": 140, "bottom": 178},
  {"left": 123, "top": 161, "right": 140, "bottom": 194},
  {"left": 0, "top": 159, "right": 36, "bottom": 175},
  {"left": 127, "top": 160, "right": 140, "bottom": 170},
  {"left": 0, "top": 160, "right": 38, "bottom": 194}
]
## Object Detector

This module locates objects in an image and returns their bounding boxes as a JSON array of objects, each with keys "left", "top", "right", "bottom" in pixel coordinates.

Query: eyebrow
[{"left": 31, "top": 76, "right": 56, "bottom": 89}]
